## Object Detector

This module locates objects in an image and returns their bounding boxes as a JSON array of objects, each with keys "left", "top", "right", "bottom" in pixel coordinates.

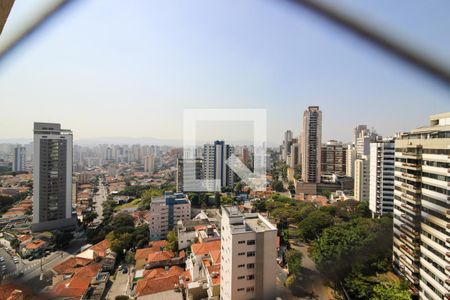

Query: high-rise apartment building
[
  {"left": 220, "top": 206, "right": 277, "bottom": 300},
  {"left": 356, "top": 128, "right": 377, "bottom": 158},
  {"left": 12, "top": 146, "right": 26, "bottom": 172},
  {"left": 354, "top": 156, "right": 370, "bottom": 201},
  {"left": 369, "top": 138, "right": 395, "bottom": 216},
  {"left": 320, "top": 140, "right": 346, "bottom": 176},
  {"left": 176, "top": 158, "right": 203, "bottom": 192},
  {"left": 32, "top": 122, "right": 76, "bottom": 232},
  {"left": 203, "top": 141, "right": 234, "bottom": 191},
  {"left": 301, "top": 106, "right": 322, "bottom": 183},
  {"left": 346, "top": 144, "right": 356, "bottom": 177},
  {"left": 282, "top": 130, "right": 293, "bottom": 161},
  {"left": 144, "top": 154, "right": 155, "bottom": 173},
  {"left": 288, "top": 140, "right": 301, "bottom": 169},
  {"left": 353, "top": 125, "right": 368, "bottom": 146},
  {"left": 149, "top": 192, "right": 191, "bottom": 240},
  {"left": 393, "top": 112, "right": 450, "bottom": 300}
]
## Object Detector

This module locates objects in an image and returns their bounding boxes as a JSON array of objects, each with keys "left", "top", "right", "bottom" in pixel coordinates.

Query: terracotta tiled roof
[
  {"left": 136, "top": 247, "right": 159, "bottom": 260},
  {"left": 143, "top": 268, "right": 165, "bottom": 279},
  {"left": 135, "top": 274, "right": 181, "bottom": 297},
  {"left": 209, "top": 249, "right": 220, "bottom": 265},
  {"left": 146, "top": 251, "right": 174, "bottom": 263},
  {"left": 89, "top": 239, "right": 110, "bottom": 257},
  {"left": 207, "top": 264, "right": 220, "bottom": 286},
  {"left": 53, "top": 257, "right": 93, "bottom": 275},
  {"left": 0, "top": 284, "right": 25, "bottom": 300},
  {"left": 49, "top": 264, "right": 102, "bottom": 299},
  {"left": 190, "top": 240, "right": 221, "bottom": 256},
  {"left": 25, "top": 239, "right": 46, "bottom": 250},
  {"left": 17, "top": 235, "right": 32, "bottom": 243},
  {"left": 149, "top": 240, "right": 167, "bottom": 250}
]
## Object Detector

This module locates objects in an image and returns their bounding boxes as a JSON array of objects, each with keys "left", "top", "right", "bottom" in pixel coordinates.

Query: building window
[
  {"left": 237, "top": 276, "right": 245, "bottom": 280},
  {"left": 238, "top": 252, "right": 245, "bottom": 256},
  {"left": 238, "top": 240, "right": 245, "bottom": 244},
  {"left": 237, "top": 288, "right": 244, "bottom": 291},
  {"left": 246, "top": 287, "right": 255, "bottom": 292},
  {"left": 247, "top": 263, "right": 255, "bottom": 269},
  {"left": 247, "top": 274, "right": 255, "bottom": 280},
  {"left": 247, "top": 251, "right": 255, "bottom": 257},
  {"left": 238, "top": 264, "right": 245, "bottom": 268},
  {"left": 247, "top": 240, "right": 255, "bottom": 245}
]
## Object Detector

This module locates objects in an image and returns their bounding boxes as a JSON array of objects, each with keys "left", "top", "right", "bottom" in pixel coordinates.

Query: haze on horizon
[{"left": 0, "top": 0, "right": 449, "bottom": 145}]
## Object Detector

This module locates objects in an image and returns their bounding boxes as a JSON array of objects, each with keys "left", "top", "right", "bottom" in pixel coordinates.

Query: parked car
[
  {"left": 13, "top": 257, "right": 19, "bottom": 264},
  {"left": 0, "top": 257, "right": 4, "bottom": 262},
  {"left": 117, "top": 265, "right": 123, "bottom": 271},
  {"left": 122, "top": 266, "right": 128, "bottom": 274}
]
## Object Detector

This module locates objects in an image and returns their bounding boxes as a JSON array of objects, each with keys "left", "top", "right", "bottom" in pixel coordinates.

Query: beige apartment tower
[
  {"left": 301, "top": 106, "right": 322, "bottom": 183},
  {"left": 393, "top": 112, "right": 450, "bottom": 300},
  {"left": 32, "top": 122, "right": 76, "bottom": 232},
  {"left": 220, "top": 206, "right": 277, "bottom": 300}
]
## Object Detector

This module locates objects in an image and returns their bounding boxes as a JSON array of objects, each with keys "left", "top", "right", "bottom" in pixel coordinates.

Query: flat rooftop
[
  {"left": 244, "top": 214, "right": 276, "bottom": 232},
  {"left": 222, "top": 205, "right": 276, "bottom": 233}
]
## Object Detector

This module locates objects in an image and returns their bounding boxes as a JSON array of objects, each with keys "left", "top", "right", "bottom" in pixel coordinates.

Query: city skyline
[{"left": 1, "top": 1, "right": 450, "bottom": 144}]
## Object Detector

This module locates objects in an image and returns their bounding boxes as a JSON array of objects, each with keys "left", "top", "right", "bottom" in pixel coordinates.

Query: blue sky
[{"left": 0, "top": 0, "right": 449, "bottom": 145}]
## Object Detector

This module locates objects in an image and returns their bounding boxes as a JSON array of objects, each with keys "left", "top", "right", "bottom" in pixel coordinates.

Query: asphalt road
[
  {"left": 291, "top": 243, "right": 331, "bottom": 300},
  {"left": 93, "top": 179, "right": 107, "bottom": 223},
  {"left": 0, "top": 247, "right": 17, "bottom": 279},
  {"left": 1, "top": 234, "right": 88, "bottom": 293}
]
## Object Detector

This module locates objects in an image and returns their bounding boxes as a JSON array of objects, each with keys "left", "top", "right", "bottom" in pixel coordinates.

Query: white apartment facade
[
  {"left": 346, "top": 144, "right": 356, "bottom": 178},
  {"left": 354, "top": 156, "right": 370, "bottom": 201},
  {"left": 393, "top": 112, "right": 450, "bottom": 300},
  {"left": 220, "top": 206, "right": 277, "bottom": 300},
  {"left": 369, "top": 138, "right": 395, "bottom": 216}
]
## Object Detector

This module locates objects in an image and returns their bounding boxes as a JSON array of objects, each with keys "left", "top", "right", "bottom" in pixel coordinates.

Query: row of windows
[
  {"left": 422, "top": 195, "right": 448, "bottom": 209},
  {"left": 422, "top": 172, "right": 450, "bottom": 182},
  {"left": 422, "top": 184, "right": 450, "bottom": 196},
  {"left": 237, "top": 239, "right": 256, "bottom": 245},
  {"left": 423, "top": 160, "right": 450, "bottom": 168},
  {"left": 238, "top": 251, "right": 256, "bottom": 257},
  {"left": 237, "top": 263, "right": 255, "bottom": 269},
  {"left": 237, "top": 287, "right": 255, "bottom": 293},
  {"left": 422, "top": 148, "right": 450, "bottom": 155},
  {"left": 237, "top": 274, "right": 255, "bottom": 280}
]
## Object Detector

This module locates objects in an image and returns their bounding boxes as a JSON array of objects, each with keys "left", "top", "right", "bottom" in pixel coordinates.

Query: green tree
[
  {"left": 133, "top": 225, "right": 150, "bottom": 249},
  {"left": 106, "top": 231, "right": 133, "bottom": 255},
  {"left": 309, "top": 217, "right": 393, "bottom": 283},
  {"left": 109, "top": 213, "right": 135, "bottom": 233},
  {"left": 83, "top": 211, "right": 98, "bottom": 225},
  {"left": 165, "top": 230, "right": 178, "bottom": 252},
  {"left": 297, "top": 210, "right": 334, "bottom": 241},
  {"left": 285, "top": 249, "right": 302, "bottom": 276},
  {"left": 271, "top": 180, "right": 285, "bottom": 192},
  {"left": 234, "top": 182, "right": 244, "bottom": 193},
  {"left": 10, "top": 239, "right": 20, "bottom": 250},
  {"left": 371, "top": 281, "right": 411, "bottom": 300},
  {"left": 125, "top": 250, "right": 136, "bottom": 265}
]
